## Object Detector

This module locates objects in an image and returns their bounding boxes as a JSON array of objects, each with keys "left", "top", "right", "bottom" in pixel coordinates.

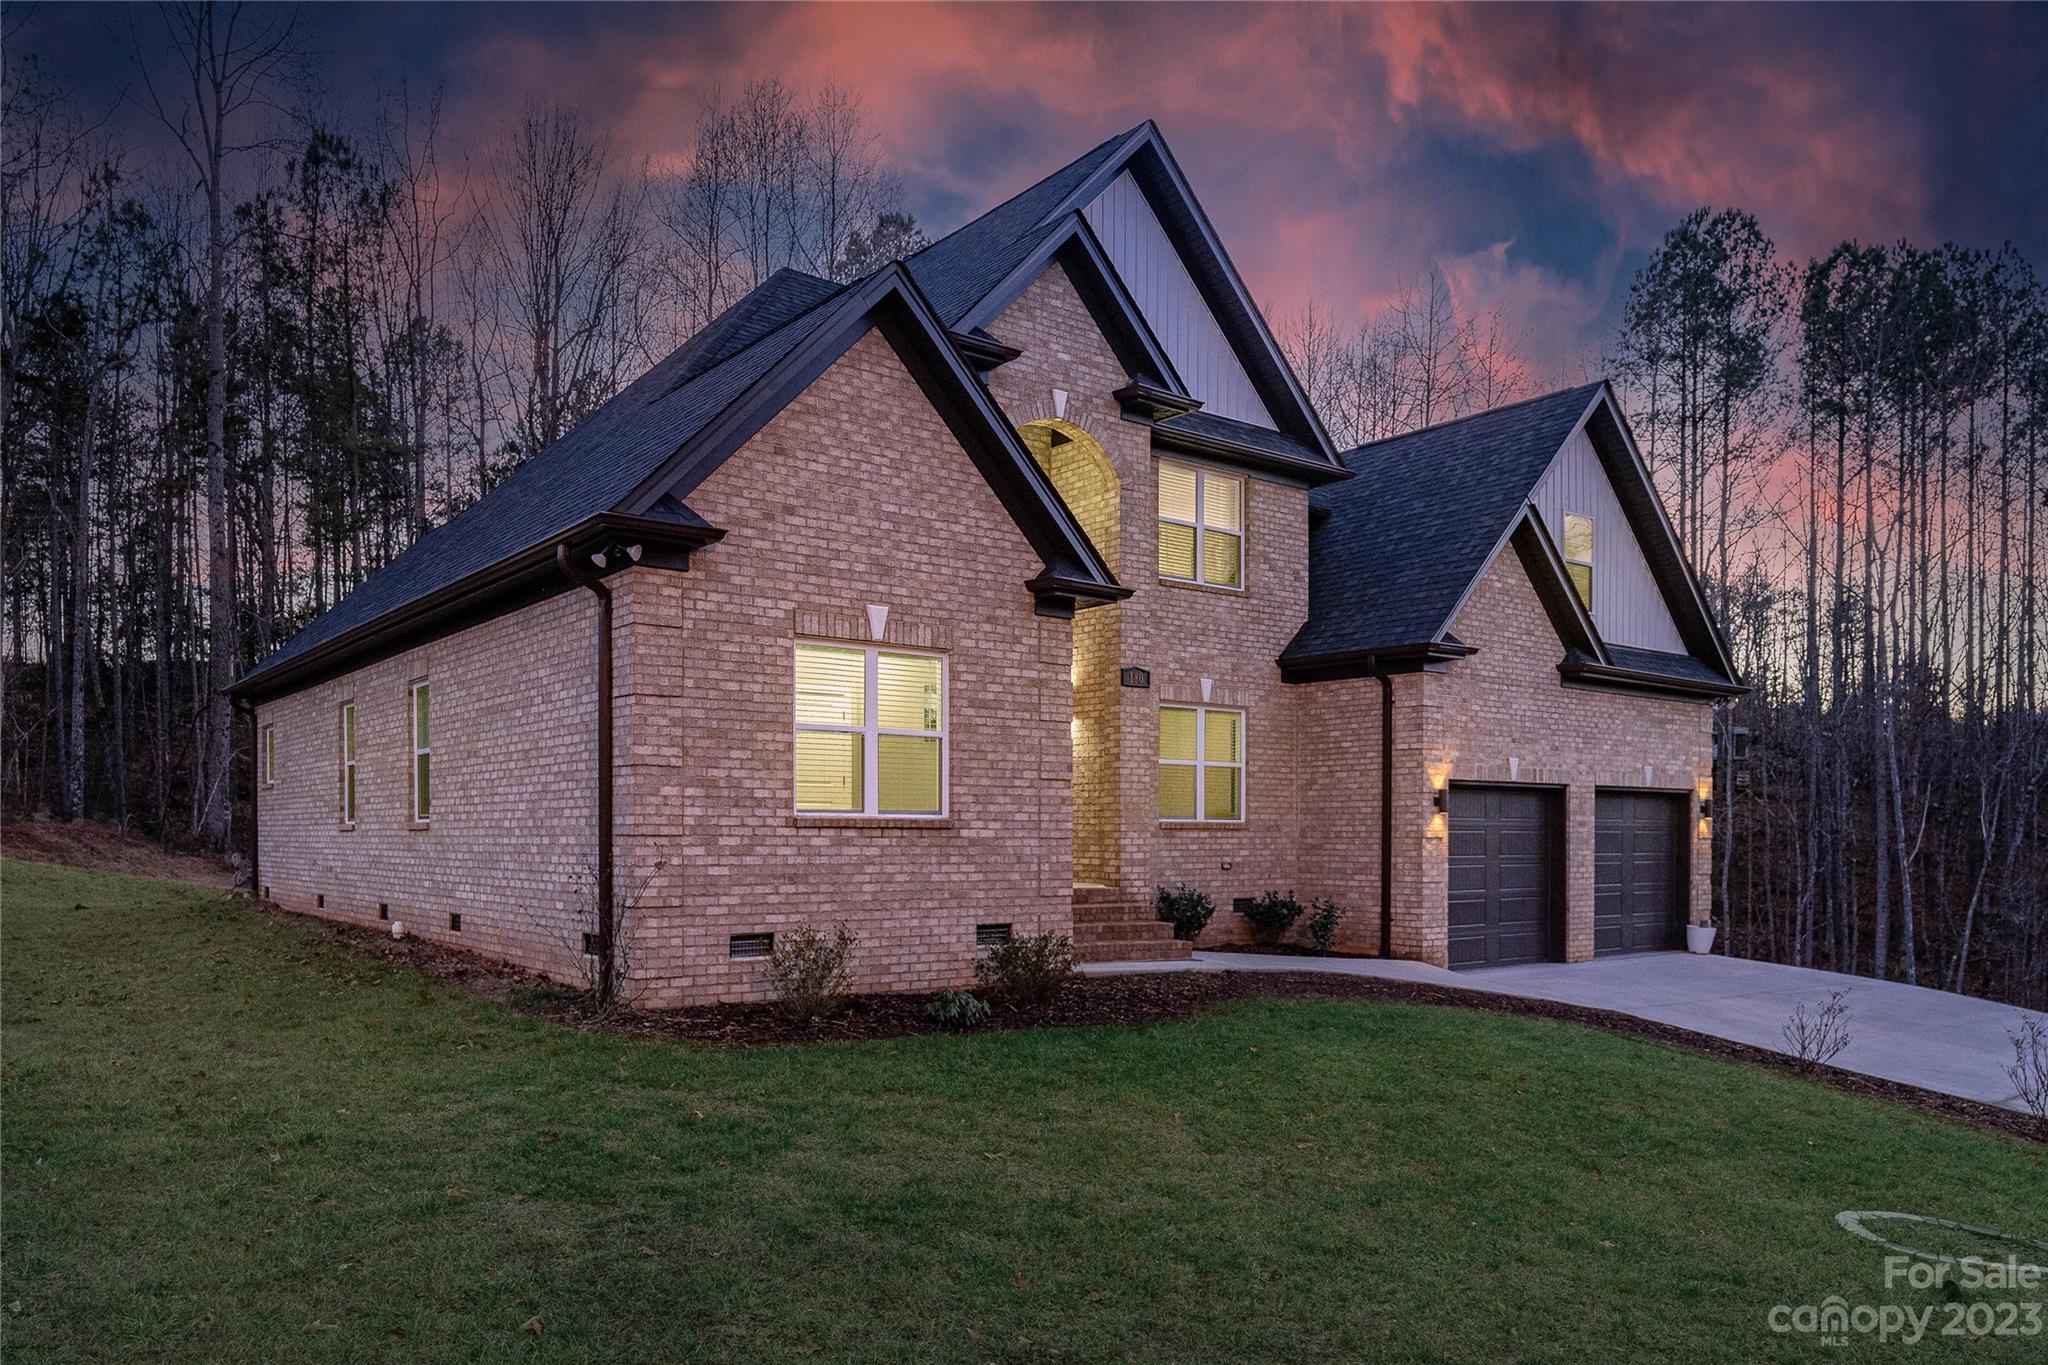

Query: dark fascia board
[
  {"left": 955, "top": 213, "right": 1186, "bottom": 396},
  {"left": 949, "top": 328, "right": 1023, "bottom": 370},
  {"left": 1278, "top": 639, "right": 1477, "bottom": 685},
  {"left": 1114, "top": 380, "right": 1202, "bottom": 421},
  {"left": 227, "top": 513, "right": 723, "bottom": 704},
  {"left": 1144, "top": 416, "right": 1354, "bottom": 486},
  {"left": 1508, "top": 508, "right": 1610, "bottom": 666},
  {"left": 1559, "top": 654, "right": 1748, "bottom": 700},
  {"left": 1041, "top": 123, "right": 1342, "bottom": 468},
  {"left": 619, "top": 263, "right": 1124, "bottom": 611},
  {"left": 1583, "top": 387, "right": 1743, "bottom": 685}
]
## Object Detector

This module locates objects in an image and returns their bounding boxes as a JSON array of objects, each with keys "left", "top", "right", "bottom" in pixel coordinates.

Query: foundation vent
[
  {"left": 582, "top": 932, "right": 599, "bottom": 955},
  {"left": 729, "top": 932, "right": 774, "bottom": 960},
  {"left": 379, "top": 903, "right": 389, "bottom": 921},
  {"left": 316, "top": 894, "right": 324, "bottom": 908},
  {"left": 449, "top": 913, "right": 462, "bottom": 932}
]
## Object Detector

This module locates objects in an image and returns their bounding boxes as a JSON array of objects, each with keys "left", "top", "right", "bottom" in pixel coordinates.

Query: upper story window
[
  {"left": 1157, "top": 461, "right": 1243, "bottom": 589},
  {"left": 339, "top": 701, "right": 358, "bottom": 827},
  {"left": 1563, "top": 513, "right": 1594, "bottom": 611},
  {"left": 409, "top": 680, "right": 432, "bottom": 823},
  {"left": 261, "top": 724, "right": 277, "bottom": 787},
  {"left": 1159, "top": 704, "right": 1244, "bottom": 822},
  {"left": 794, "top": 642, "right": 947, "bottom": 816}
]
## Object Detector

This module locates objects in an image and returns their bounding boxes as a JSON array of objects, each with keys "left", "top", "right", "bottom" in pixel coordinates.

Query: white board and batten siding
[
  {"left": 1530, "top": 425, "right": 1689, "bottom": 654},
  {"left": 1082, "top": 172, "right": 1276, "bottom": 430}
]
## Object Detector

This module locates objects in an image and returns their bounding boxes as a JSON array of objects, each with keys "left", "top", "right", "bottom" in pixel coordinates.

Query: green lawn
[{"left": 4, "top": 859, "right": 2042, "bottom": 1363}]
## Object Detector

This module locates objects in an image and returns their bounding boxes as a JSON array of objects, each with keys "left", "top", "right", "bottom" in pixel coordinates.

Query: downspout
[
  {"left": 240, "top": 699, "right": 260, "bottom": 898},
  {"left": 1375, "top": 663, "right": 1394, "bottom": 958},
  {"left": 555, "top": 543, "right": 615, "bottom": 1005}
]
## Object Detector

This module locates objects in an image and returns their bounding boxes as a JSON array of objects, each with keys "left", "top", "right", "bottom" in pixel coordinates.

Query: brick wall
[
  {"left": 254, "top": 261, "right": 1715, "bottom": 1003},
  {"left": 615, "top": 327, "right": 1075, "bottom": 1006},
  {"left": 1298, "top": 675, "right": 1384, "bottom": 952},
  {"left": 1409, "top": 548, "right": 1713, "bottom": 964},
  {"left": 986, "top": 264, "right": 1313, "bottom": 938},
  {"left": 254, "top": 591, "right": 601, "bottom": 984}
]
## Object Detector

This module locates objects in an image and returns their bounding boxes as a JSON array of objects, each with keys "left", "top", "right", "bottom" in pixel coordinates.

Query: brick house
[{"left": 232, "top": 123, "right": 1741, "bottom": 1005}]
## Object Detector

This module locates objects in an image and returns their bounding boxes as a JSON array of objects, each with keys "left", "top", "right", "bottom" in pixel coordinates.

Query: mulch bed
[{"left": 251, "top": 896, "right": 2047, "bottom": 1146}]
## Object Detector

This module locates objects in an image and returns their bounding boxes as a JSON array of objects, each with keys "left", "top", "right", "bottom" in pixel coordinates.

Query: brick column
[
  {"left": 1562, "top": 783, "right": 1597, "bottom": 961},
  {"left": 1387, "top": 670, "right": 1449, "bottom": 966},
  {"left": 611, "top": 567, "right": 692, "bottom": 993}
]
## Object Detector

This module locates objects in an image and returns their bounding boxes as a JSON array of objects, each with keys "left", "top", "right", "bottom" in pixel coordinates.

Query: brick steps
[{"left": 1069, "top": 887, "right": 1191, "bottom": 965}]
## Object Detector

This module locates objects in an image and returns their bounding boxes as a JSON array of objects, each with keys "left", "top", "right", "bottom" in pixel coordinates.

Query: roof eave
[
  {"left": 1278, "top": 639, "right": 1477, "bottom": 685},
  {"left": 1146, "top": 417, "right": 1354, "bottom": 485},
  {"left": 1558, "top": 656, "right": 1748, "bottom": 700},
  {"left": 228, "top": 514, "right": 726, "bottom": 704}
]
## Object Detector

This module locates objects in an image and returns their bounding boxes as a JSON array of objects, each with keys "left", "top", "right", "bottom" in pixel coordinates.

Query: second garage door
[
  {"left": 1594, "top": 791, "right": 1687, "bottom": 954},
  {"left": 1448, "top": 785, "right": 1559, "bottom": 968}
]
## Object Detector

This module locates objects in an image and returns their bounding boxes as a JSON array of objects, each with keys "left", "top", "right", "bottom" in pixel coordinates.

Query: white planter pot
[{"left": 1686, "top": 923, "right": 1717, "bottom": 955}]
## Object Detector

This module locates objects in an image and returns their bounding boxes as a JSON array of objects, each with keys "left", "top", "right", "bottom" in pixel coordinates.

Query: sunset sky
[{"left": 25, "top": 1, "right": 2048, "bottom": 383}]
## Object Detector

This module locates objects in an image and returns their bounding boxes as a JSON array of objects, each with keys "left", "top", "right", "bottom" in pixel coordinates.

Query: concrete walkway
[{"left": 1082, "top": 949, "right": 2044, "bottom": 1110}]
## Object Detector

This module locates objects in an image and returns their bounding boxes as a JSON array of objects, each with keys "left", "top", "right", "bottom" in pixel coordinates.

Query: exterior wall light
[
  {"left": 589, "top": 543, "right": 643, "bottom": 570},
  {"left": 1426, "top": 762, "right": 1451, "bottom": 838},
  {"left": 1697, "top": 775, "right": 1714, "bottom": 839}
]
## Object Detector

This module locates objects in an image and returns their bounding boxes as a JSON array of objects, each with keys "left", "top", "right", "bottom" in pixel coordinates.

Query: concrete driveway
[{"left": 1177, "top": 949, "right": 2045, "bottom": 1110}]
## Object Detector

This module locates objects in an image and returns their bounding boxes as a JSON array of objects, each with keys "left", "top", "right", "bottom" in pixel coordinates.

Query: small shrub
[
  {"left": 767, "top": 922, "right": 858, "bottom": 1020},
  {"left": 1781, "top": 988, "right": 1853, "bottom": 1072},
  {"left": 1155, "top": 883, "right": 1216, "bottom": 942},
  {"left": 925, "top": 989, "right": 993, "bottom": 1029},
  {"left": 974, "top": 932, "right": 1073, "bottom": 1013},
  {"left": 1238, "top": 890, "right": 1304, "bottom": 944},
  {"left": 1305, "top": 897, "right": 1346, "bottom": 953},
  {"left": 2009, "top": 1016, "right": 2048, "bottom": 1119}
]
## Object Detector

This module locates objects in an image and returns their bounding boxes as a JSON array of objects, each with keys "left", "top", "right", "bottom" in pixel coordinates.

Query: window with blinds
[
  {"left": 794, "top": 642, "right": 946, "bottom": 816},
  {"left": 1157, "top": 460, "right": 1244, "bottom": 588},
  {"left": 1159, "top": 704, "right": 1244, "bottom": 822}
]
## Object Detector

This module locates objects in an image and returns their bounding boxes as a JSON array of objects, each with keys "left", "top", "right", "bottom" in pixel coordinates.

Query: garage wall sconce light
[{"left": 1426, "top": 763, "right": 1451, "bottom": 838}]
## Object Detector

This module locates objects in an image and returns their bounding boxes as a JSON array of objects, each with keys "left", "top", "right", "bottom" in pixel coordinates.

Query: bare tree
[
  {"left": 477, "top": 100, "right": 644, "bottom": 458},
  {"left": 1393, "top": 267, "right": 1468, "bottom": 429},
  {"left": 128, "top": 0, "right": 301, "bottom": 849}
]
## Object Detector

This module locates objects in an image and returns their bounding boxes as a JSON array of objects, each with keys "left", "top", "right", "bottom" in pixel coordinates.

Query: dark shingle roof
[
  {"left": 903, "top": 127, "right": 1137, "bottom": 326},
  {"left": 1604, "top": 645, "right": 1734, "bottom": 688},
  {"left": 239, "top": 270, "right": 848, "bottom": 688},
  {"left": 1155, "top": 410, "right": 1328, "bottom": 467},
  {"left": 1282, "top": 384, "right": 1604, "bottom": 663}
]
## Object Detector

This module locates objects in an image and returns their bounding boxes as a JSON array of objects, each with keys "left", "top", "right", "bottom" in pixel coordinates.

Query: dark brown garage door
[
  {"left": 1594, "top": 791, "right": 1686, "bottom": 954},
  {"left": 1448, "top": 785, "right": 1559, "bottom": 968}
]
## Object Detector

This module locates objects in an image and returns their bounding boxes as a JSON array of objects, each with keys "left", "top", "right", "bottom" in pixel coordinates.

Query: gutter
[
  {"left": 227, "top": 513, "right": 722, "bottom": 705},
  {"left": 554, "top": 543, "right": 617, "bottom": 1006},
  {"left": 1557, "top": 657, "right": 1748, "bottom": 700},
  {"left": 239, "top": 698, "right": 260, "bottom": 898}
]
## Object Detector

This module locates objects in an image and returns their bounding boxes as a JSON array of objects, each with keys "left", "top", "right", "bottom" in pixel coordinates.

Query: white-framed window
[
  {"left": 408, "top": 680, "right": 431, "bottom": 823},
  {"left": 1563, "top": 513, "right": 1594, "bottom": 611},
  {"left": 261, "top": 723, "right": 277, "bottom": 787},
  {"left": 339, "top": 701, "right": 358, "bottom": 827},
  {"left": 1158, "top": 460, "right": 1244, "bottom": 589},
  {"left": 1159, "top": 705, "right": 1244, "bottom": 822},
  {"left": 793, "top": 641, "right": 946, "bottom": 816}
]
